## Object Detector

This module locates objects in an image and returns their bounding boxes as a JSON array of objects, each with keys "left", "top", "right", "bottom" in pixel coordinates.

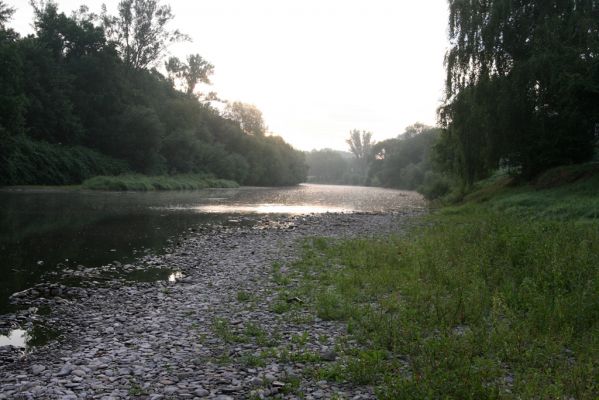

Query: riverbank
[
  {"left": 0, "top": 211, "right": 424, "bottom": 399},
  {"left": 82, "top": 174, "right": 239, "bottom": 191},
  {"left": 286, "top": 172, "right": 599, "bottom": 399}
]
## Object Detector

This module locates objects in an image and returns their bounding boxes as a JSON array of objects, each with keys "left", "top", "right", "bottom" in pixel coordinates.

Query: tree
[
  {"left": 305, "top": 149, "right": 352, "bottom": 184},
  {"left": 0, "top": 2, "right": 24, "bottom": 139},
  {"left": 347, "top": 129, "right": 374, "bottom": 162},
  {"left": 0, "top": 1, "right": 14, "bottom": 28},
  {"left": 224, "top": 101, "right": 267, "bottom": 136},
  {"left": 102, "top": 0, "right": 188, "bottom": 70},
  {"left": 370, "top": 125, "right": 441, "bottom": 190},
  {"left": 165, "top": 54, "right": 214, "bottom": 96},
  {"left": 440, "top": 0, "right": 599, "bottom": 182},
  {"left": 346, "top": 129, "right": 374, "bottom": 184},
  {"left": 0, "top": 0, "right": 309, "bottom": 187}
]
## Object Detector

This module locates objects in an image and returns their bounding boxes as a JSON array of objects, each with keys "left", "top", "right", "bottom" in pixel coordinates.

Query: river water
[{"left": 0, "top": 184, "right": 425, "bottom": 315}]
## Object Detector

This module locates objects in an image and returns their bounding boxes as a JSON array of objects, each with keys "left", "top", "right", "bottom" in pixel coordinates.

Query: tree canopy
[
  {"left": 224, "top": 102, "right": 267, "bottom": 137},
  {"left": 438, "top": 0, "right": 599, "bottom": 183},
  {"left": 102, "top": 0, "right": 188, "bottom": 70},
  {"left": 0, "top": 0, "right": 307, "bottom": 186}
]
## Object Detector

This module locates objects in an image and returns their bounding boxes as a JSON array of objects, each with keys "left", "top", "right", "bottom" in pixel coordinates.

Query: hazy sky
[{"left": 5, "top": 0, "right": 449, "bottom": 151}]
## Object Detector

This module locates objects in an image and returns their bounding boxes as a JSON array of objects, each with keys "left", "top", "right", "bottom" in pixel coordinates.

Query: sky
[{"left": 5, "top": 0, "right": 449, "bottom": 151}]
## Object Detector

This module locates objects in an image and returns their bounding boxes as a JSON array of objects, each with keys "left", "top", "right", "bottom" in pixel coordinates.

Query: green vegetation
[
  {"left": 1, "top": 136, "right": 128, "bottom": 186},
  {"left": 370, "top": 124, "right": 450, "bottom": 197},
  {"left": 305, "top": 124, "right": 452, "bottom": 198},
  {"left": 304, "top": 3, "right": 599, "bottom": 200},
  {"left": 0, "top": 0, "right": 307, "bottom": 187},
  {"left": 305, "top": 149, "right": 362, "bottom": 185},
  {"left": 81, "top": 173, "right": 238, "bottom": 191},
  {"left": 438, "top": 1, "right": 599, "bottom": 183},
  {"left": 452, "top": 164, "right": 599, "bottom": 223},
  {"left": 292, "top": 178, "right": 599, "bottom": 399}
]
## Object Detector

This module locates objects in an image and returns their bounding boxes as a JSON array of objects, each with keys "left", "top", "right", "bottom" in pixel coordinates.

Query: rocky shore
[{"left": 0, "top": 211, "right": 422, "bottom": 399}]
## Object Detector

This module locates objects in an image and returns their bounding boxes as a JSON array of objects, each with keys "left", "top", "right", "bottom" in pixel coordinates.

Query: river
[{"left": 0, "top": 184, "right": 425, "bottom": 315}]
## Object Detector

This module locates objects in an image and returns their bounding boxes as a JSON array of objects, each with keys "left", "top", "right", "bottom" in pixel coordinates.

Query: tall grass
[
  {"left": 81, "top": 173, "right": 239, "bottom": 191},
  {"left": 460, "top": 165, "right": 599, "bottom": 223},
  {"left": 294, "top": 210, "right": 598, "bottom": 398}
]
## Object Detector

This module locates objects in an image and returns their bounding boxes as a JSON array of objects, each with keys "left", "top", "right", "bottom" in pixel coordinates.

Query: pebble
[
  {"left": 31, "top": 365, "right": 45, "bottom": 375},
  {"left": 0, "top": 212, "right": 425, "bottom": 398}
]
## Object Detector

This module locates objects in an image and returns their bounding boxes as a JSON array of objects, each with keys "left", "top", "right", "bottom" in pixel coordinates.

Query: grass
[
  {"left": 81, "top": 173, "right": 239, "bottom": 191},
  {"left": 291, "top": 173, "right": 599, "bottom": 399},
  {"left": 458, "top": 163, "right": 599, "bottom": 223}
]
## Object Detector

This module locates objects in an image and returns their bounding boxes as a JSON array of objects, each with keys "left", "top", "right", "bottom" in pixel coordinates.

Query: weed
[
  {"left": 211, "top": 318, "right": 245, "bottom": 344},
  {"left": 292, "top": 205, "right": 599, "bottom": 398},
  {"left": 240, "top": 353, "right": 267, "bottom": 368},
  {"left": 236, "top": 290, "right": 252, "bottom": 302}
]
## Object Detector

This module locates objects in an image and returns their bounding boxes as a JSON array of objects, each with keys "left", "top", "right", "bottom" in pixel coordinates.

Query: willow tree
[{"left": 439, "top": 0, "right": 599, "bottom": 182}]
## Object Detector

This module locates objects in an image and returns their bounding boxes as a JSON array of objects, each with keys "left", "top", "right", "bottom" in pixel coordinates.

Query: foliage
[
  {"left": 304, "top": 124, "right": 452, "bottom": 196},
  {"left": 439, "top": 0, "right": 599, "bottom": 183},
  {"left": 0, "top": 1, "right": 14, "bottom": 27},
  {"left": 346, "top": 129, "right": 374, "bottom": 184},
  {"left": 370, "top": 124, "right": 446, "bottom": 192},
  {"left": 305, "top": 149, "right": 362, "bottom": 185},
  {"left": 165, "top": 54, "right": 214, "bottom": 96},
  {"left": 102, "top": 0, "right": 188, "bottom": 70},
  {"left": 0, "top": 1, "right": 307, "bottom": 187},
  {"left": 0, "top": 135, "right": 128, "bottom": 185},
  {"left": 224, "top": 101, "right": 267, "bottom": 137},
  {"left": 294, "top": 192, "right": 599, "bottom": 398},
  {"left": 82, "top": 173, "right": 238, "bottom": 191}
]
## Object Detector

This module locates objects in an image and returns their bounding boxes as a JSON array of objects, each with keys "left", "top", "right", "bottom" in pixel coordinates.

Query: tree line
[
  {"left": 308, "top": 1, "right": 599, "bottom": 198},
  {"left": 0, "top": 0, "right": 307, "bottom": 186},
  {"left": 306, "top": 124, "right": 450, "bottom": 198}
]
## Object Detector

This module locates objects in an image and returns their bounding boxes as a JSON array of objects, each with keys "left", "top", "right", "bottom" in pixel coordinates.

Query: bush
[
  {"left": 0, "top": 136, "right": 129, "bottom": 186},
  {"left": 417, "top": 171, "right": 452, "bottom": 200}
]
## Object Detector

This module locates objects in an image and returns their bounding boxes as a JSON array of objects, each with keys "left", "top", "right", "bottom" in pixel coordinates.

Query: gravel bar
[{"left": 0, "top": 211, "right": 423, "bottom": 399}]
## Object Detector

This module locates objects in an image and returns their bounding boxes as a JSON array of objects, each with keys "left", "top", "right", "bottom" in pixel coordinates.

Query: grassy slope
[
  {"left": 287, "top": 165, "right": 598, "bottom": 399},
  {"left": 81, "top": 174, "right": 239, "bottom": 191}
]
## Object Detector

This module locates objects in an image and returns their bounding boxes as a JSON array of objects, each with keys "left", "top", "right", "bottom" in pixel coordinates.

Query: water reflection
[
  {"left": 0, "top": 329, "right": 26, "bottom": 348},
  {"left": 0, "top": 184, "right": 425, "bottom": 314},
  {"left": 168, "top": 272, "right": 183, "bottom": 282},
  {"left": 190, "top": 204, "right": 350, "bottom": 214}
]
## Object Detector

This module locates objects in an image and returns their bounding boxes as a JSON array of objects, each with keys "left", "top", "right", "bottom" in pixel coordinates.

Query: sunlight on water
[
  {"left": 191, "top": 204, "right": 352, "bottom": 214},
  {"left": 0, "top": 329, "right": 27, "bottom": 348},
  {"left": 168, "top": 272, "right": 183, "bottom": 282}
]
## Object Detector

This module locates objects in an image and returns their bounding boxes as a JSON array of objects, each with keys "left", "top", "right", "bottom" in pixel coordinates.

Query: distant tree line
[
  {"left": 306, "top": 124, "right": 450, "bottom": 198},
  {"left": 0, "top": 0, "right": 307, "bottom": 186},
  {"left": 305, "top": 149, "right": 361, "bottom": 185},
  {"left": 312, "top": 1, "right": 599, "bottom": 198}
]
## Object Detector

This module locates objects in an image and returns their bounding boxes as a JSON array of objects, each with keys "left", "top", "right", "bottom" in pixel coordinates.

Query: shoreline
[{"left": 0, "top": 211, "right": 424, "bottom": 399}]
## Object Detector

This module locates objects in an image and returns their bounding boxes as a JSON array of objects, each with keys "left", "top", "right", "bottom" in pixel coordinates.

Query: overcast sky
[{"left": 5, "top": 0, "right": 449, "bottom": 151}]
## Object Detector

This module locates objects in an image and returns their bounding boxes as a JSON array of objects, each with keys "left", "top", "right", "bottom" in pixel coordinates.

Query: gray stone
[
  {"left": 56, "top": 364, "right": 74, "bottom": 377},
  {"left": 31, "top": 365, "right": 46, "bottom": 375}
]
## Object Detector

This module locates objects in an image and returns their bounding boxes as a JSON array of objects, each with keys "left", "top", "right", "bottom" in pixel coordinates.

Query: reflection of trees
[{"left": 0, "top": 190, "right": 219, "bottom": 313}]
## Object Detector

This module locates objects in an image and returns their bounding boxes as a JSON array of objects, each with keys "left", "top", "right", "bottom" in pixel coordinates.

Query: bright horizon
[{"left": 5, "top": 0, "right": 449, "bottom": 152}]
